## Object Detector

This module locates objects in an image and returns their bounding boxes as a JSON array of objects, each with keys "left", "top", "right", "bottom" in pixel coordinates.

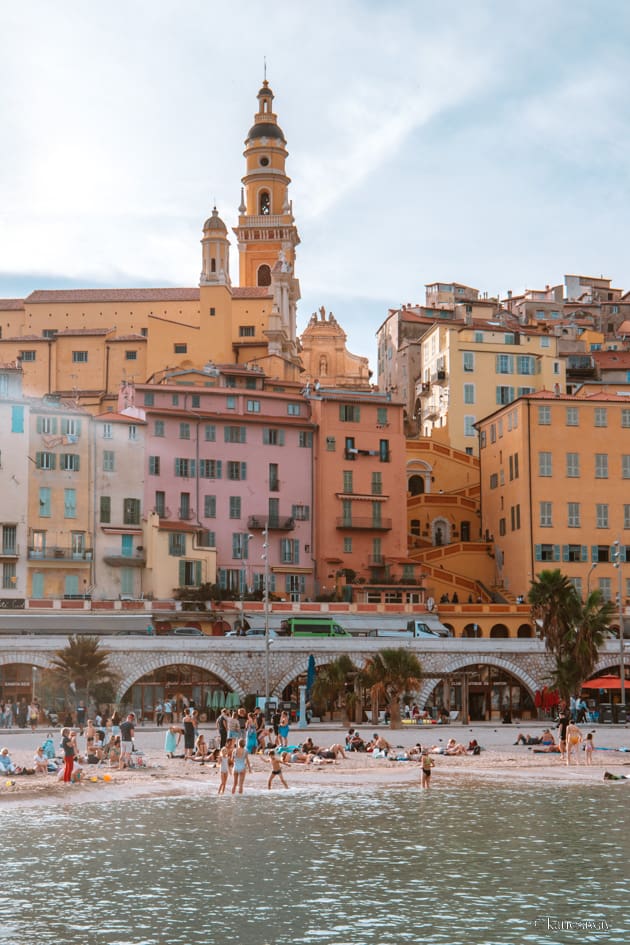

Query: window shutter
[
  {"left": 553, "top": 545, "right": 560, "bottom": 561},
  {"left": 76, "top": 420, "right": 82, "bottom": 435},
  {"left": 61, "top": 418, "right": 68, "bottom": 435},
  {"left": 293, "top": 540, "right": 300, "bottom": 564},
  {"left": 190, "top": 460, "right": 196, "bottom": 478},
  {"left": 74, "top": 456, "right": 80, "bottom": 471},
  {"left": 218, "top": 568, "right": 227, "bottom": 589},
  {"left": 581, "top": 546, "right": 588, "bottom": 562},
  {"left": 240, "top": 462, "right": 247, "bottom": 480},
  {"left": 534, "top": 545, "right": 542, "bottom": 561},
  {"left": 195, "top": 560, "right": 202, "bottom": 586},
  {"left": 278, "top": 430, "right": 285, "bottom": 446},
  {"left": 562, "top": 545, "right": 569, "bottom": 562},
  {"left": 36, "top": 417, "right": 43, "bottom": 433},
  {"left": 178, "top": 560, "right": 186, "bottom": 586},
  {"left": 591, "top": 545, "right": 598, "bottom": 562},
  {"left": 263, "top": 429, "right": 270, "bottom": 445},
  {"left": 36, "top": 452, "right": 42, "bottom": 468},
  {"left": 175, "top": 458, "right": 181, "bottom": 476}
]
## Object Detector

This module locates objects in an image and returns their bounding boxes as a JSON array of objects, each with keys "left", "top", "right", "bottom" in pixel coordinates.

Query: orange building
[
  {"left": 477, "top": 389, "right": 630, "bottom": 605},
  {"left": 309, "top": 387, "right": 412, "bottom": 597}
]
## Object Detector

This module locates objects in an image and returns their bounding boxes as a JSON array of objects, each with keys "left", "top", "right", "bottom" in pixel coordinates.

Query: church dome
[
  {"left": 247, "top": 121, "right": 286, "bottom": 142},
  {"left": 203, "top": 207, "right": 227, "bottom": 233}
]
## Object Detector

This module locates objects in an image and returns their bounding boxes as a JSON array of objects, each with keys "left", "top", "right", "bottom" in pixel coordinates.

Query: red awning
[{"left": 582, "top": 676, "right": 625, "bottom": 690}]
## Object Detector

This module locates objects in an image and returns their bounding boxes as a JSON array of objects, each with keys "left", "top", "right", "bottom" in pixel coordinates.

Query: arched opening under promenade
[
  {"left": 517, "top": 624, "right": 534, "bottom": 638},
  {"left": 420, "top": 662, "right": 536, "bottom": 723},
  {"left": 489, "top": 624, "right": 509, "bottom": 639},
  {"left": 462, "top": 623, "right": 482, "bottom": 638},
  {"left": 120, "top": 664, "right": 239, "bottom": 723}
]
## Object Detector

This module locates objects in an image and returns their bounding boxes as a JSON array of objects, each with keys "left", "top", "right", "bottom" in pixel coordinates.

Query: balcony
[
  {"left": 0, "top": 545, "right": 19, "bottom": 558},
  {"left": 336, "top": 517, "right": 392, "bottom": 531},
  {"left": 28, "top": 546, "right": 93, "bottom": 562},
  {"left": 430, "top": 369, "right": 448, "bottom": 384},
  {"left": 178, "top": 509, "right": 196, "bottom": 521},
  {"left": 103, "top": 554, "right": 146, "bottom": 568},
  {"left": 247, "top": 515, "right": 295, "bottom": 531},
  {"left": 422, "top": 401, "right": 440, "bottom": 421},
  {"left": 368, "top": 554, "right": 385, "bottom": 566}
]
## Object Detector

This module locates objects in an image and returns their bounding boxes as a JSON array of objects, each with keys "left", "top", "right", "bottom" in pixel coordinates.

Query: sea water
[{"left": 0, "top": 781, "right": 628, "bottom": 945}]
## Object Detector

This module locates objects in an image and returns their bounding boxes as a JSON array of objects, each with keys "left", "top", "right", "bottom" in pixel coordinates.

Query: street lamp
[
  {"left": 586, "top": 562, "right": 597, "bottom": 597},
  {"left": 613, "top": 542, "right": 626, "bottom": 709}
]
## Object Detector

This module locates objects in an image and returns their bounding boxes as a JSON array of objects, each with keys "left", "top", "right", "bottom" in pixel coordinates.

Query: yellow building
[
  {"left": 27, "top": 401, "right": 93, "bottom": 599},
  {"left": 477, "top": 389, "right": 630, "bottom": 607},
  {"left": 0, "top": 81, "right": 303, "bottom": 405},
  {"left": 418, "top": 318, "right": 565, "bottom": 455}
]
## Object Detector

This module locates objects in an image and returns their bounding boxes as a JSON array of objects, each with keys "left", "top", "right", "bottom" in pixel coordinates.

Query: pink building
[{"left": 138, "top": 367, "right": 315, "bottom": 600}]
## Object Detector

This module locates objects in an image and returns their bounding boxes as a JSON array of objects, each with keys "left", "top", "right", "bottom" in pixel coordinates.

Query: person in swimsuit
[
  {"left": 217, "top": 746, "right": 231, "bottom": 794},
  {"left": 565, "top": 721, "right": 582, "bottom": 765},
  {"left": 421, "top": 750, "right": 434, "bottom": 788},
  {"left": 264, "top": 749, "right": 289, "bottom": 790},
  {"left": 231, "top": 739, "right": 252, "bottom": 794},
  {"left": 583, "top": 732, "right": 594, "bottom": 766}
]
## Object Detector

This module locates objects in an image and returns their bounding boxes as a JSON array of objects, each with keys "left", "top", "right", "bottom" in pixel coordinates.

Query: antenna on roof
[{"left": 263, "top": 56, "right": 267, "bottom": 82}]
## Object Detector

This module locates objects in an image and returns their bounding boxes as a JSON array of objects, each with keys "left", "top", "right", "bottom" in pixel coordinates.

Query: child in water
[
  {"left": 421, "top": 750, "right": 435, "bottom": 789},
  {"left": 264, "top": 749, "right": 289, "bottom": 790},
  {"left": 583, "top": 732, "right": 594, "bottom": 766}
]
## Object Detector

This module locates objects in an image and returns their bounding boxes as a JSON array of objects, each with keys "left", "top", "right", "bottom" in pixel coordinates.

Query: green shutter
[
  {"left": 553, "top": 545, "right": 560, "bottom": 561},
  {"left": 36, "top": 451, "right": 42, "bottom": 468},
  {"left": 36, "top": 417, "right": 43, "bottom": 433},
  {"left": 195, "top": 560, "right": 202, "bottom": 586},
  {"left": 263, "top": 429, "right": 269, "bottom": 444},
  {"left": 562, "top": 545, "right": 569, "bottom": 562},
  {"left": 581, "top": 546, "right": 588, "bottom": 562},
  {"left": 241, "top": 462, "right": 247, "bottom": 480},
  {"left": 534, "top": 545, "right": 542, "bottom": 561},
  {"left": 591, "top": 545, "right": 598, "bottom": 562}
]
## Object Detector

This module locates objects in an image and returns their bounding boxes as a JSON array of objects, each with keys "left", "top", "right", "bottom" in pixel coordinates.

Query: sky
[{"left": 1, "top": 1, "right": 630, "bottom": 374}]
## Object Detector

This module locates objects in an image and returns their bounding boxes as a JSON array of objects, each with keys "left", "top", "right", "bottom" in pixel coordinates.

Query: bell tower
[{"left": 233, "top": 81, "right": 300, "bottom": 291}]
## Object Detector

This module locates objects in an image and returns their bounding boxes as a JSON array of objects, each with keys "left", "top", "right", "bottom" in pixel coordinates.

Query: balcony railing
[
  {"left": 422, "top": 402, "right": 440, "bottom": 421},
  {"left": 178, "top": 509, "right": 196, "bottom": 521},
  {"left": 247, "top": 515, "right": 295, "bottom": 531},
  {"left": 0, "top": 545, "right": 19, "bottom": 557},
  {"left": 28, "top": 546, "right": 93, "bottom": 561},
  {"left": 431, "top": 369, "right": 448, "bottom": 384},
  {"left": 336, "top": 517, "right": 392, "bottom": 531},
  {"left": 368, "top": 554, "right": 386, "bottom": 566}
]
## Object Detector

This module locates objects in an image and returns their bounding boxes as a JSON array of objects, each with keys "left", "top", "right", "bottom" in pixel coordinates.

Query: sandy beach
[{"left": 1, "top": 720, "right": 629, "bottom": 808}]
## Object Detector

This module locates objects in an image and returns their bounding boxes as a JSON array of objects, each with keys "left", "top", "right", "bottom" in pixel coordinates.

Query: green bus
[{"left": 278, "top": 617, "right": 351, "bottom": 638}]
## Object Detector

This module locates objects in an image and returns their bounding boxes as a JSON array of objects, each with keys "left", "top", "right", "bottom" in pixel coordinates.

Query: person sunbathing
[{"left": 444, "top": 738, "right": 466, "bottom": 755}]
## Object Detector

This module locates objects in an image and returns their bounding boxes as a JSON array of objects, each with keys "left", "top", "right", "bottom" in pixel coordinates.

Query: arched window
[
  {"left": 210, "top": 258, "right": 216, "bottom": 273},
  {"left": 257, "top": 265, "right": 271, "bottom": 287},
  {"left": 490, "top": 624, "right": 509, "bottom": 638},
  {"left": 517, "top": 624, "right": 534, "bottom": 638},
  {"left": 410, "top": 519, "right": 421, "bottom": 536},
  {"left": 259, "top": 191, "right": 270, "bottom": 215},
  {"left": 409, "top": 475, "right": 424, "bottom": 496}
]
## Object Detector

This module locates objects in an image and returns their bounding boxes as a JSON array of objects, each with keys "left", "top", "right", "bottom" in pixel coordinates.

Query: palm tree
[
  {"left": 528, "top": 569, "right": 580, "bottom": 661},
  {"left": 530, "top": 572, "right": 614, "bottom": 701},
  {"left": 361, "top": 648, "right": 423, "bottom": 729},
  {"left": 310, "top": 655, "right": 356, "bottom": 721},
  {"left": 49, "top": 635, "right": 119, "bottom": 704}
]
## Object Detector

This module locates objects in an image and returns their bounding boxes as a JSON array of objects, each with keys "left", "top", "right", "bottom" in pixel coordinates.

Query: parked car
[{"left": 170, "top": 627, "right": 204, "bottom": 636}]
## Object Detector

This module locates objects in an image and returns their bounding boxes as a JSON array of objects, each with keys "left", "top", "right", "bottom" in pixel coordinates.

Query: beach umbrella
[
  {"left": 228, "top": 691, "right": 240, "bottom": 709},
  {"left": 306, "top": 654, "right": 316, "bottom": 700},
  {"left": 217, "top": 690, "right": 226, "bottom": 709},
  {"left": 210, "top": 690, "right": 219, "bottom": 710}
]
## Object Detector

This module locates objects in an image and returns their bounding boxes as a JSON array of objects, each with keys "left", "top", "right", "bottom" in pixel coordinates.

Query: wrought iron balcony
[
  {"left": 336, "top": 517, "right": 392, "bottom": 531},
  {"left": 28, "top": 546, "right": 93, "bottom": 562},
  {"left": 247, "top": 515, "right": 295, "bottom": 531}
]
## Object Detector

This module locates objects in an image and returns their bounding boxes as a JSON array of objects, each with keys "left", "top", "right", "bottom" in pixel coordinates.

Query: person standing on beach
[
  {"left": 421, "top": 750, "right": 435, "bottom": 789},
  {"left": 231, "top": 739, "right": 252, "bottom": 794},
  {"left": 583, "top": 732, "right": 594, "bottom": 765},
  {"left": 557, "top": 709, "right": 570, "bottom": 761},
  {"left": 278, "top": 711, "right": 290, "bottom": 747},
  {"left": 119, "top": 713, "right": 135, "bottom": 769},
  {"left": 61, "top": 728, "right": 77, "bottom": 783},
  {"left": 216, "top": 708, "right": 228, "bottom": 748},
  {"left": 565, "top": 721, "right": 582, "bottom": 765}
]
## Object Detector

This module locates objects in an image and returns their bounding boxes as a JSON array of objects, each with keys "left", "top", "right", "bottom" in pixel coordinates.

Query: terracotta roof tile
[
  {"left": 25, "top": 287, "right": 201, "bottom": 304},
  {"left": 55, "top": 328, "right": 113, "bottom": 336},
  {"left": 0, "top": 299, "right": 25, "bottom": 310}
]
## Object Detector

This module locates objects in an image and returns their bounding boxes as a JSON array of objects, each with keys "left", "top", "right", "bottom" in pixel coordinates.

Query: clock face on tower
[{"left": 259, "top": 156, "right": 269, "bottom": 167}]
